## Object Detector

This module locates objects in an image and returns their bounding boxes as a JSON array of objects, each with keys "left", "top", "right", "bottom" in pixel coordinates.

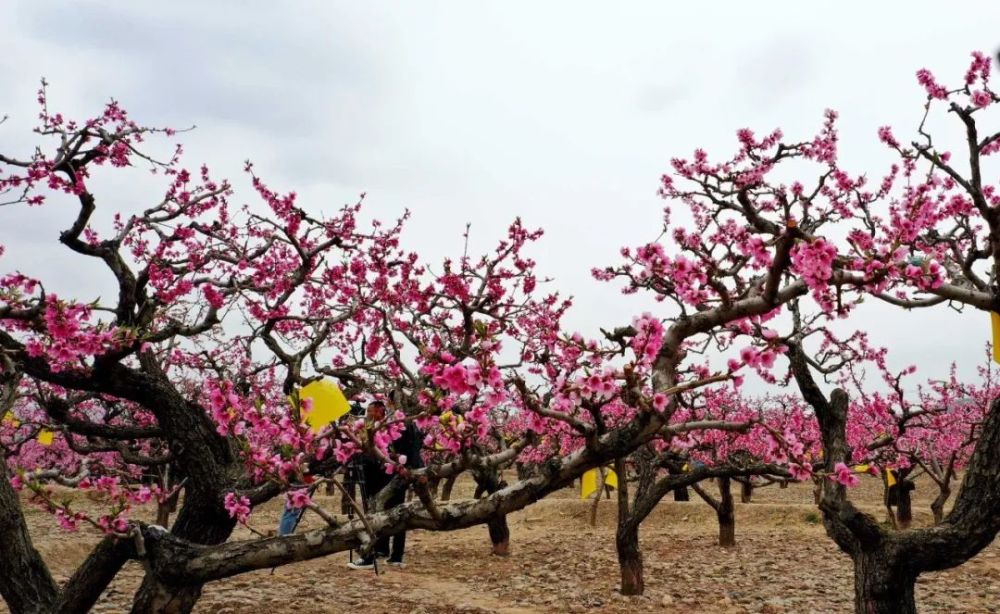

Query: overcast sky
[{"left": 2, "top": 1, "right": 999, "bottom": 393}]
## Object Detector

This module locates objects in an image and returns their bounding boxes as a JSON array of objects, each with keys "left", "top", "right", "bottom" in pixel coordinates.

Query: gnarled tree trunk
[
  {"left": 616, "top": 518, "right": 644, "bottom": 595},
  {"left": 0, "top": 461, "right": 57, "bottom": 614},
  {"left": 692, "top": 477, "right": 736, "bottom": 548},
  {"left": 788, "top": 340, "right": 1000, "bottom": 614},
  {"left": 930, "top": 483, "right": 951, "bottom": 525},
  {"left": 854, "top": 548, "right": 917, "bottom": 614},
  {"left": 717, "top": 477, "right": 736, "bottom": 547},
  {"left": 131, "top": 490, "right": 237, "bottom": 613},
  {"left": 613, "top": 456, "right": 645, "bottom": 595}
]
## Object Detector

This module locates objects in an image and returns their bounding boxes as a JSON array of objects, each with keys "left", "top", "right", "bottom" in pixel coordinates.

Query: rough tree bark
[
  {"left": 0, "top": 457, "right": 137, "bottom": 614},
  {"left": 0, "top": 460, "right": 58, "bottom": 614},
  {"left": 853, "top": 547, "right": 917, "bottom": 614},
  {"left": 130, "top": 491, "right": 238, "bottom": 613},
  {"left": 930, "top": 481, "right": 951, "bottom": 525},
  {"left": 718, "top": 478, "right": 736, "bottom": 547},
  {"left": 613, "top": 457, "right": 644, "bottom": 596},
  {"left": 155, "top": 465, "right": 180, "bottom": 528}
]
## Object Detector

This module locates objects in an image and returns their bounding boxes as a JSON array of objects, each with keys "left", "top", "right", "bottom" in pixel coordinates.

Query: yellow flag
[
  {"left": 292, "top": 380, "right": 351, "bottom": 433},
  {"left": 580, "top": 467, "right": 618, "bottom": 499},
  {"left": 992, "top": 313, "right": 1000, "bottom": 364},
  {"left": 37, "top": 429, "right": 55, "bottom": 446},
  {"left": 886, "top": 468, "right": 897, "bottom": 487}
]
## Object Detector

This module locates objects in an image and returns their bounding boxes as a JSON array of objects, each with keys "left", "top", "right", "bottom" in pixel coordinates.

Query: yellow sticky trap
[
  {"left": 580, "top": 467, "right": 618, "bottom": 499},
  {"left": 886, "top": 469, "right": 897, "bottom": 487},
  {"left": 853, "top": 464, "right": 869, "bottom": 473},
  {"left": 581, "top": 469, "right": 597, "bottom": 500},
  {"left": 682, "top": 463, "right": 690, "bottom": 473},
  {"left": 992, "top": 313, "right": 1000, "bottom": 364},
  {"left": 294, "top": 380, "right": 351, "bottom": 433},
  {"left": 2, "top": 412, "right": 19, "bottom": 428},
  {"left": 37, "top": 429, "right": 54, "bottom": 446}
]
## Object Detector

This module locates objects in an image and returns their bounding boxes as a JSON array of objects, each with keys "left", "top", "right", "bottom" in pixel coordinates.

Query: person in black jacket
[{"left": 347, "top": 400, "right": 423, "bottom": 570}]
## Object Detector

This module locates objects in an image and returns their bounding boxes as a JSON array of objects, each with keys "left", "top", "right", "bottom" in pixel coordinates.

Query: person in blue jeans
[{"left": 277, "top": 503, "right": 304, "bottom": 536}]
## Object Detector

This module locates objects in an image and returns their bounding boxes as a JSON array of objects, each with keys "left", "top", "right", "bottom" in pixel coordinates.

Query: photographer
[{"left": 347, "top": 399, "right": 423, "bottom": 570}]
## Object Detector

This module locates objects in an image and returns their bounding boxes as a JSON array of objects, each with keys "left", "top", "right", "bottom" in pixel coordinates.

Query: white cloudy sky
[{"left": 2, "top": 1, "right": 999, "bottom": 392}]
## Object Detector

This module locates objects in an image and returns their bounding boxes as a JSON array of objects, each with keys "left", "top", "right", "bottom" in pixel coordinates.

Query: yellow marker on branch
[
  {"left": 992, "top": 313, "right": 1000, "bottom": 364},
  {"left": 37, "top": 429, "right": 55, "bottom": 446}
]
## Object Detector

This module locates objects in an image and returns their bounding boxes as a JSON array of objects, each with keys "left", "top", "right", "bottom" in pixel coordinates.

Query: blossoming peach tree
[
  {"left": 0, "top": 86, "right": 742, "bottom": 614},
  {"left": 767, "top": 51, "right": 1000, "bottom": 614},
  {"left": 588, "top": 49, "right": 1000, "bottom": 609}
]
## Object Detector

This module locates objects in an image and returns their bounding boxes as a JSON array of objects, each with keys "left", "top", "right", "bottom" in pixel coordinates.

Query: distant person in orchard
[{"left": 347, "top": 398, "right": 424, "bottom": 570}]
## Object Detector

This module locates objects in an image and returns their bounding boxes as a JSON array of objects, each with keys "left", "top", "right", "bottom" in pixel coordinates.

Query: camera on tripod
[{"left": 342, "top": 456, "right": 372, "bottom": 518}]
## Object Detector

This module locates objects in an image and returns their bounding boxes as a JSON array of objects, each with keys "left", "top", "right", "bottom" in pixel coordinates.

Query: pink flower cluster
[
  {"left": 224, "top": 492, "right": 252, "bottom": 524},
  {"left": 830, "top": 462, "right": 859, "bottom": 487},
  {"left": 630, "top": 313, "right": 664, "bottom": 368}
]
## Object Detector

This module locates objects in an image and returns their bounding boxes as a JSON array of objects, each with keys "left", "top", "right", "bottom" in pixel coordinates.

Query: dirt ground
[{"left": 5, "top": 475, "right": 1000, "bottom": 613}]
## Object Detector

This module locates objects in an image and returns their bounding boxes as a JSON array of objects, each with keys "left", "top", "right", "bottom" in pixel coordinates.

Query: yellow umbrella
[{"left": 294, "top": 380, "right": 351, "bottom": 433}]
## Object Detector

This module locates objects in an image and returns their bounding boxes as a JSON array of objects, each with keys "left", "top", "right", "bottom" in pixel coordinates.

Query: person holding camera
[{"left": 347, "top": 399, "right": 424, "bottom": 570}]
